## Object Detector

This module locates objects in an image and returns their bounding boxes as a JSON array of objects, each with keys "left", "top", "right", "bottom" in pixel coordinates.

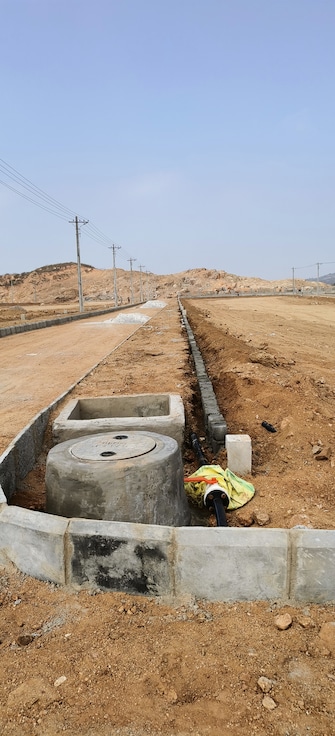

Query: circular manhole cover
[{"left": 70, "top": 433, "right": 157, "bottom": 461}]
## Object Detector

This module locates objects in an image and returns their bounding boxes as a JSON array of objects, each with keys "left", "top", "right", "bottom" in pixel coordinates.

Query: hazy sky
[{"left": 1, "top": 0, "right": 335, "bottom": 281}]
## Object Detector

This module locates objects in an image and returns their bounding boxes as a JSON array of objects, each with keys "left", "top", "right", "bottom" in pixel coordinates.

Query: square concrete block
[
  {"left": 226, "top": 434, "right": 252, "bottom": 475},
  {"left": 174, "top": 527, "right": 288, "bottom": 601},
  {"left": 290, "top": 529, "right": 335, "bottom": 603},
  {"left": 53, "top": 393, "right": 185, "bottom": 447},
  {"left": 67, "top": 518, "right": 174, "bottom": 596},
  {"left": 0, "top": 506, "right": 67, "bottom": 584}
]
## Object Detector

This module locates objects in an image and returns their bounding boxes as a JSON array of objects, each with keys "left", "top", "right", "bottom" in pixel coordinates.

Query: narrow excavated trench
[{"left": 6, "top": 296, "right": 335, "bottom": 531}]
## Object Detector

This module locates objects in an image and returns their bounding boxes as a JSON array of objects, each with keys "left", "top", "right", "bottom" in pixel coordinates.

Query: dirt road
[
  {"left": 0, "top": 306, "right": 163, "bottom": 453},
  {"left": 1, "top": 296, "right": 335, "bottom": 736}
]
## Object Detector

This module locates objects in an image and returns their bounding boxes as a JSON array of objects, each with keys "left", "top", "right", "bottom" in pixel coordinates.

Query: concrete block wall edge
[
  {"left": 65, "top": 517, "right": 175, "bottom": 596},
  {"left": 0, "top": 506, "right": 68, "bottom": 585},
  {"left": 178, "top": 299, "right": 227, "bottom": 452},
  {"left": 288, "top": 528, "right": 335, "bottom": 603},
  {"left": 0, "top": 509, "right": 335, "bottom": 601},
  {"left": 173, "top": 527, "right": 289, "bottom": 602}
]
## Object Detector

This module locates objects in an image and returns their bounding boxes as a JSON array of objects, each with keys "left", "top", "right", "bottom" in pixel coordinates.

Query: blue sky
[{"left": 1, "top": 0, "right": 335, "bottom": 280}]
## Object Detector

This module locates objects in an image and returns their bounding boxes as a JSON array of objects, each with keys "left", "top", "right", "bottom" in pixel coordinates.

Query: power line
[
  {"left": 0, "top": 177, "right": 70, "bottom": 221},
  {"left": 0, "top": 158, "right": 77, "bottom": 219},
  {"left": 0, "top": 156, "right": 150, "bottom": 274}
]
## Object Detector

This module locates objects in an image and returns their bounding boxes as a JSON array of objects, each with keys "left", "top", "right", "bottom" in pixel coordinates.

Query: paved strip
[{"left": 0, "top": 307, "right": 163, "bottom": 452}]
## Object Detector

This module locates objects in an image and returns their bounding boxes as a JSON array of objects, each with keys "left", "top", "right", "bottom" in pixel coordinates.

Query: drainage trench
[{"left": 0, "top": 299, "right": 334, "bottom": 602}]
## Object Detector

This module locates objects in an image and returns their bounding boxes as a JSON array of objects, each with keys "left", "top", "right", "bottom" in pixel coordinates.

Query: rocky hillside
[{"left": 0, "top": 262, "right": 330, "bottom": 305}]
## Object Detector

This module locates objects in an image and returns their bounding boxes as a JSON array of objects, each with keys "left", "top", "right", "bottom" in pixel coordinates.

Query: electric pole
[
  {"left": 316, "top": 262, "right": 320, "bottom": 296},
  {"left": 69, "top": 216, "right": 88, "bottom": 313},
  {"left": 139, "top": 264, "right": 144, "bottom": 302},
  {"left": 292, "top": 267, "right": 295, "bottom": 295},
  {"left": 145, "top": 270, "right": 151, "bottom": 300},
  {"left": 109, "top": 244, "right": 121, "bottom": 305},
  {"left": 128, "top": 257, "right": 136, "bottom": 304}
]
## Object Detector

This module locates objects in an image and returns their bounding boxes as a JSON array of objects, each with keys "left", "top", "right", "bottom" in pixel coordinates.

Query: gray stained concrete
[
  {"left": 1, "top": 496, "right": 335, "bottom": 602},
  {"left": 45, "top": 431, "right": 190, "bottom": 526}
]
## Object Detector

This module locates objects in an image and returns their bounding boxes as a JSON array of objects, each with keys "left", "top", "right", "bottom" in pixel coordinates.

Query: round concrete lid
[{"left": 69, "top": 432, "right": 157, "bottom": 461}]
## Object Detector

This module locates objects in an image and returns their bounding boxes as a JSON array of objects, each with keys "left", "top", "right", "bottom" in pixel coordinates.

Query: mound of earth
[{"left": 0, "top": 262, "right": 330, "bottom": 312}]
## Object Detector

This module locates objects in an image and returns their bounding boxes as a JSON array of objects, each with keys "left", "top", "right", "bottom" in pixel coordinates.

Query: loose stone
[
  {"left": 274, "top": 613, "right": 293, "bottom": 630},
  {"left": 257, "top": 676, "right": 272, "bottom": 693},
  {"left": 262, "top": 695, "right": 277, "bottom": 710}
]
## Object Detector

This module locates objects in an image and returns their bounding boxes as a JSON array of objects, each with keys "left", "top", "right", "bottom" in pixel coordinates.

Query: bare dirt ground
[
  {"left": 184, "top": 296, "right": 335, "bottom": 531},
  {"left": 1, "top": 296, "right": 335, "bottom": 736}
]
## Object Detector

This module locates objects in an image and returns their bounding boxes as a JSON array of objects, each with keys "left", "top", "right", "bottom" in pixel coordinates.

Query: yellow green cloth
[{"left": 184, "top": 464, "right": 255, "bottom": 511}]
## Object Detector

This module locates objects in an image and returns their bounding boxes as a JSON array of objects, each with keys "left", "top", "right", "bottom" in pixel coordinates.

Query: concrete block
[
  {"left": 290, "top": 529, "right": 335, "bottom": 603},
  {"left": 0, "top": 446, "right": 16, "bottom": 499},
  {"left": 67, "top": 518, "right": 173, "bottom": 596},
  {"left": 32, "top": 408, "right": 50, "bottom": 456},
  {"left": 14, "top": 426, "right": 36, "bottom": 479},
  {"left": 226, "top": 434, "right": 252, "bottom": 475},
  {"left": 0, "top": 484, "right": 7, "bottom": 507},
  {"left": 52, "top": 393, "right": 185, "bottom": 447},
  {"left": 174, "top": 527, "right": 288, "bottom": 601},
  {"left": 0, "top": 506, "right": 67, "bottom": 584}
]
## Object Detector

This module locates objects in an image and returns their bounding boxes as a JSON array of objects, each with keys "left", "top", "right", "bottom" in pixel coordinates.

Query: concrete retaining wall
[
  {"left": 179, "top": 299, "right": 228, "bottom": 453},
  {"left": 0, "top": 494, "right": 335, "bottom": 602}
]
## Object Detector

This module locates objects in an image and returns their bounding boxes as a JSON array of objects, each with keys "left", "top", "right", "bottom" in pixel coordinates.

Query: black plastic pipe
[
  {"left": 190, "top": 431, "right": 207, "bottom": 466},
  {"left": 189, "top": 431, "right": 229, "bottom": 527}
]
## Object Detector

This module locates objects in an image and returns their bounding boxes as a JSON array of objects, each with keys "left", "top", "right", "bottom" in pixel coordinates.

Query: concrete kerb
[
  {"left": 0, "top": 501, "right": 335, "bottom": 601},
  {"left": 174, "top": 526, "right": 289, "bottom": 601},
  {"left": 288, "top": 528, "right": 335, "bottom": 603},
  {"left": 66, "top": 518, "right": 174, "bottom": 595},
  {"left": 178, "top": 298, "right": 228, "bottom": 453},
  {"left": 0, "top": 505, "right": 68, "bottom": 585}
]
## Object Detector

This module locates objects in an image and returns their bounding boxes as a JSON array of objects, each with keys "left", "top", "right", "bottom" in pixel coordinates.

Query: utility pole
[
  {"left": 69, "top": 216, "right": 88, "bottom": 313},
  {"left": 128, "top": 257, "right": 136, "bottom": 304},
  {"left": 145, "top": 270, "right": 150, "bottom": 300},
  {"left": 109, "top": 244, "right": 121, "bottom": 305},
  {"left": 139, "top": 264, "right": 144, "bottom": 302},
  {"left": 292, "top": 267, "right": 295, "bottom": 295},
  {"left": 316, "top": 262, "right": 320, "bottom": 296}
]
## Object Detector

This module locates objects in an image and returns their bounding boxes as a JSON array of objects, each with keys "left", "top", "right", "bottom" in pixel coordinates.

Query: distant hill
[
  {"left": 0, "top": 262, "right": 333, "bottom": 305},
  {"left": 308, "top": 272, "right": 335, "bottom": 286}
]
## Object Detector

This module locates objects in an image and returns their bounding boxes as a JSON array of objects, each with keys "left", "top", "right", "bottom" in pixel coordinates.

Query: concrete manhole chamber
[
  {"left": 52, "top": 393, "right": 185, "bottom": 447},
  {"left": 46, "top": 430, "right": 191, "bottom": 526}
]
